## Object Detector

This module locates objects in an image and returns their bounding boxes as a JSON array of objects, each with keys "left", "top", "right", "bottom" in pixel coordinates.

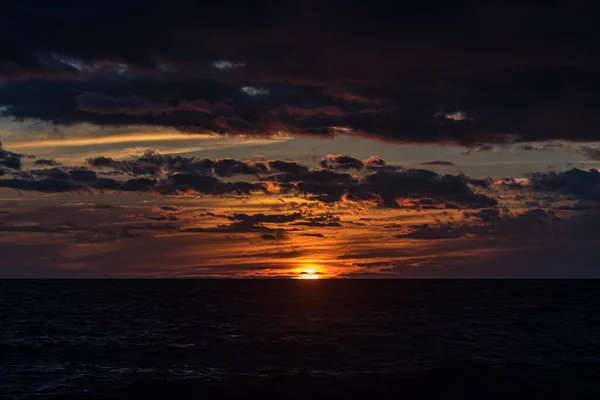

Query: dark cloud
[
  {"left": 461, "top": 144, "right": 494, "bottom": 156},
  {"left": 267, "top": 160, "right": 310, "bottom": 176},
  {"left": 75, "top": 92, "right": 212, "bottom": 116},
  {"left": 261, "top": 231, "right": 288, "bottom": 241},
  {"left": 0, "top": 178, "right": 86, "bottom": 193},
  {"left": 87, "top": 156, "right": 118, "bottom": 168},
  {"left": 88, "top": 151, "right": 278, "bottom": 179},
  {"left": 69, "top": 169, "right": 97, "bottom": 182},
  {"left": 228, "top": 212, "right": 303, "bottom": 224},
  {"left": 299, "top": 233, "right": 325, "bottom": 238},
  {"left": 88, "top": 151, "right": 183, "bottom": 177},
  {"left": 397, "top": 209, "right": 559, "bottom": 240},
  {"left": 0, "top": 144, "right": 501, "bottom": 209},
  {"left": 464, "top": 208, "right": 502, "bottom": 223},
  {"left": 363, "top": 156, "right": 393, "bottom": 170},
  {"left": 577, "top": 145, "right": 600, "bottom": 160},
  {"left": 296, "top": 169, "right": 363, "bottom": 203},
  {"left": 420, "top": 161, "right": 457, "bottom": 167},
  {"left": 293, "top": 213, "right": 341, "bottom": 227},
  {"left": 0, "top": 141, "right": 22, "bottom": 170},
  {"left": 30, "top": 168, "right": 70, "bottom": 180},
  {"left": 554, "top": 200, "right": 600, "bottom": 211},
  {"left": 182, "top": 220, "right": 282, "bottom": 234},
  {"left": 0, "top": 141, "right": 594, "bottom": 215},
  {"left": 143, "top": 215, "right": 179, "bottom": 222},
  {"left": 158, "top": 173, "right": 267, "bottom": 196},
  {"left": 212, "top": 159, "right": 268, "bottom": 177},
  {"left": 529, "top": 168, "right": 600, "bottom": 202},
  {"left": 69, "top": 222, "right": 178, "bottom": 243},
  {"left": 33, "top": 159, "right": 60, "bottom": 166},
  {"left": 121, "top": 178, "right": 156, "bottom": 192},
  {"left": 159, "top": 205, "right": 180, "bottom": 212},
  {"left": 0, "top": 223, "right": 72, "bottom": 233},
  {"left": 362, "top": 169, "right": 496, "bottom": 208},
  {"left": 320, "top": 154, "right": 364, "bottom": 170},
  {"left": 397, "top": 223, "right": 466, "bottom": 240},
  {"left": 3, "top": 2, "right": 600, "bottom": 145}
]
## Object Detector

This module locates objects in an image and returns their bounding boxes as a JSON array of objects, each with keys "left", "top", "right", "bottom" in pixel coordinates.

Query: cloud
[
  {"left": 69, "top": 169, "right": 97, "bottom": 182},
  {"left": 228, "top": 212, "right": 303, "bottom": 224},
  {"left": 444, "top": 111, "right": 470, "bottom": 121},
  {"left": 320, "top": 154, "right": 364, "bottom": 170},
  {"left": 363, "top": 156, "right": 391, "bottom": 170},
  {"left": 577, "top": 145, "right": 600, "bottom": 160},
  {"left": 397, "top": 223, "right": 466, "bottom": 240},
  {"left": 420, "top": 161, "right": 456, "bottom": 167},
  {"left": 212, "top": 159, "right": 268, "bottom": 177},
  {"left": 75, "top": 92, "right": 212, "bottom": 115},
  {"left": 182, "top": 220, "right": 282, "bottom": 234},
  {"left": 0, "top": 140, "right": 22, "bottom": 170},
  {"left": 33, "top": 159, "right": 60, "bottom": 166},
  {"left": 2, "top": 2, "right": 600, "bottom": 145},
  {"left": 0, "top": 178, "right": 86, "bottom": 192},
  {"left": 0, "top": 223, "right": 73, "bottom": 233},
  {"left": 267, "top": 160, "right": 310, "bottom": 175},
  {"left": 299, "top": 232, "right": 325, "bottom": 237},
  {"left": 362, "top": 169, "right": 496, "bottom": 208},
  {"left": 30, "top": 168, "right": 70, "bottom": 180},
  {"left": 529, "top": 168, "right": 600, "bottom": 201},
  {"left": 87, "top": 151, "right": 276, "bottom": 178},
  {"left": 0, "top": 144, "right": 500, "bottom": 209},
  {"left": 397, "top": 209, "right": 559, "bottom": 241},
  {"left": 241, "top": 86, "right": 268, "bottom": 96},
  {"left": 212, "top": 60, "right": 245, "bottom": 70},
  {"left": 261, "top": 232, "right": 288, "bottom": 241},
  {"left": 293, "top": 213, "right": 341, "bottom": 227}
]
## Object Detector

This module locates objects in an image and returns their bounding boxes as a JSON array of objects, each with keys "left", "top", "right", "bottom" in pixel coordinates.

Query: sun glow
[
  {"left": 298, "top": 270, "right": 320, "bottom": 279},
  {"left": 295, "top": 265, "right": 323, "bottom": 279}
]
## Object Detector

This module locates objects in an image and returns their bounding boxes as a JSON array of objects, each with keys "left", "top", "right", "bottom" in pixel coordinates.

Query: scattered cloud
[
  {"left": 420, "top": 161, "right": 456, "bottom": 167},
  {"left": 241, "top": 86, "right": 269, "bottom": 96}
]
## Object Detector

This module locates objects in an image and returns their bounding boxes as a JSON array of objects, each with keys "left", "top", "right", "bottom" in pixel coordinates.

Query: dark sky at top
[{"left": 2, "top": 0, "right": 600, "bottom": 146}]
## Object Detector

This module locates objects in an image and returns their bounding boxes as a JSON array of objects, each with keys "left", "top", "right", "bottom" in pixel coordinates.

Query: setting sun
[
  {"left": 296, "top": 266, "right": 322, "bottom": 279},
  {"left": 298, "top": 270, "right": 320, "bottom": 279}
]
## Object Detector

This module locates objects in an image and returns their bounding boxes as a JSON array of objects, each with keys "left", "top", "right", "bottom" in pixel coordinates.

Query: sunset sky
[{"left": 2, "top": 0, "right": 600, "bottom": 277}]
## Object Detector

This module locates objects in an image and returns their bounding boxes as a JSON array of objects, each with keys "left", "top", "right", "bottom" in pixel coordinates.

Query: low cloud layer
[{"left": 3, "top": 145, "right": 599, "bottom": 214}]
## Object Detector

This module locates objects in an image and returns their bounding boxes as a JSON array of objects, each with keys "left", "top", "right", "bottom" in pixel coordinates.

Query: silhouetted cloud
[
  {"left": 397, "top": 209, "right": 559, "bottom": 240},
  {"left": 529, "top": 168, "right": 600, "bottom": 201},
  {"left": 320, "top": 154, "right": 364, "bottom": 170},
  {"left": 267, "top": 160, "right": 310, "bottom": 175},
  {"left": 182, "top": 220, "right": 283, "bottom": 234},
  {"left": 228, "top": 212, "right": 303, "bottom": 224},
  {"left": 0, "top": 144, "right": 501, "bottom": 209},
  {"left": 0, "top": 141, "right": 22, "bottom": 170},
  {"left": 33, "top": 159, "right": 60, "bottom": 166},
  {"left": 577, "top": 146, "right": 600, "bottom": 160},
  {"left": 3, "top": 2, "right": 600, "bottom": 145},
  {"left": 420, "top": 161, "right": 456, "bottom": 167},
  {"left": 299, "top": 233, "right": 325, "bottom": 238},
  {"left": 293, "top": 213, "right": 341, "bottom": 227},
  {"left": 0, "top": 178, "right": 86, "bottom": 192},
  {"left": 69, "top": 169, "right": 97, "bottom": 182},
  {"left": 362, "top": 169, "right": 496, "bottom": 208},
  {"left": 260, "top": 231, "right": 288, "bottom": 241}
]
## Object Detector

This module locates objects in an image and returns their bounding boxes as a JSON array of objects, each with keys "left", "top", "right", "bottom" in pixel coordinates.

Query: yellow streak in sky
[{"left": 6, "top": 133, "right": 289, "bottom": 150}]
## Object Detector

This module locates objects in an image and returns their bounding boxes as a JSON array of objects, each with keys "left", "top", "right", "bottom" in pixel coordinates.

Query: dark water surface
[{"left": 2, "top": 280, "right": 600, "bottom": 399}]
